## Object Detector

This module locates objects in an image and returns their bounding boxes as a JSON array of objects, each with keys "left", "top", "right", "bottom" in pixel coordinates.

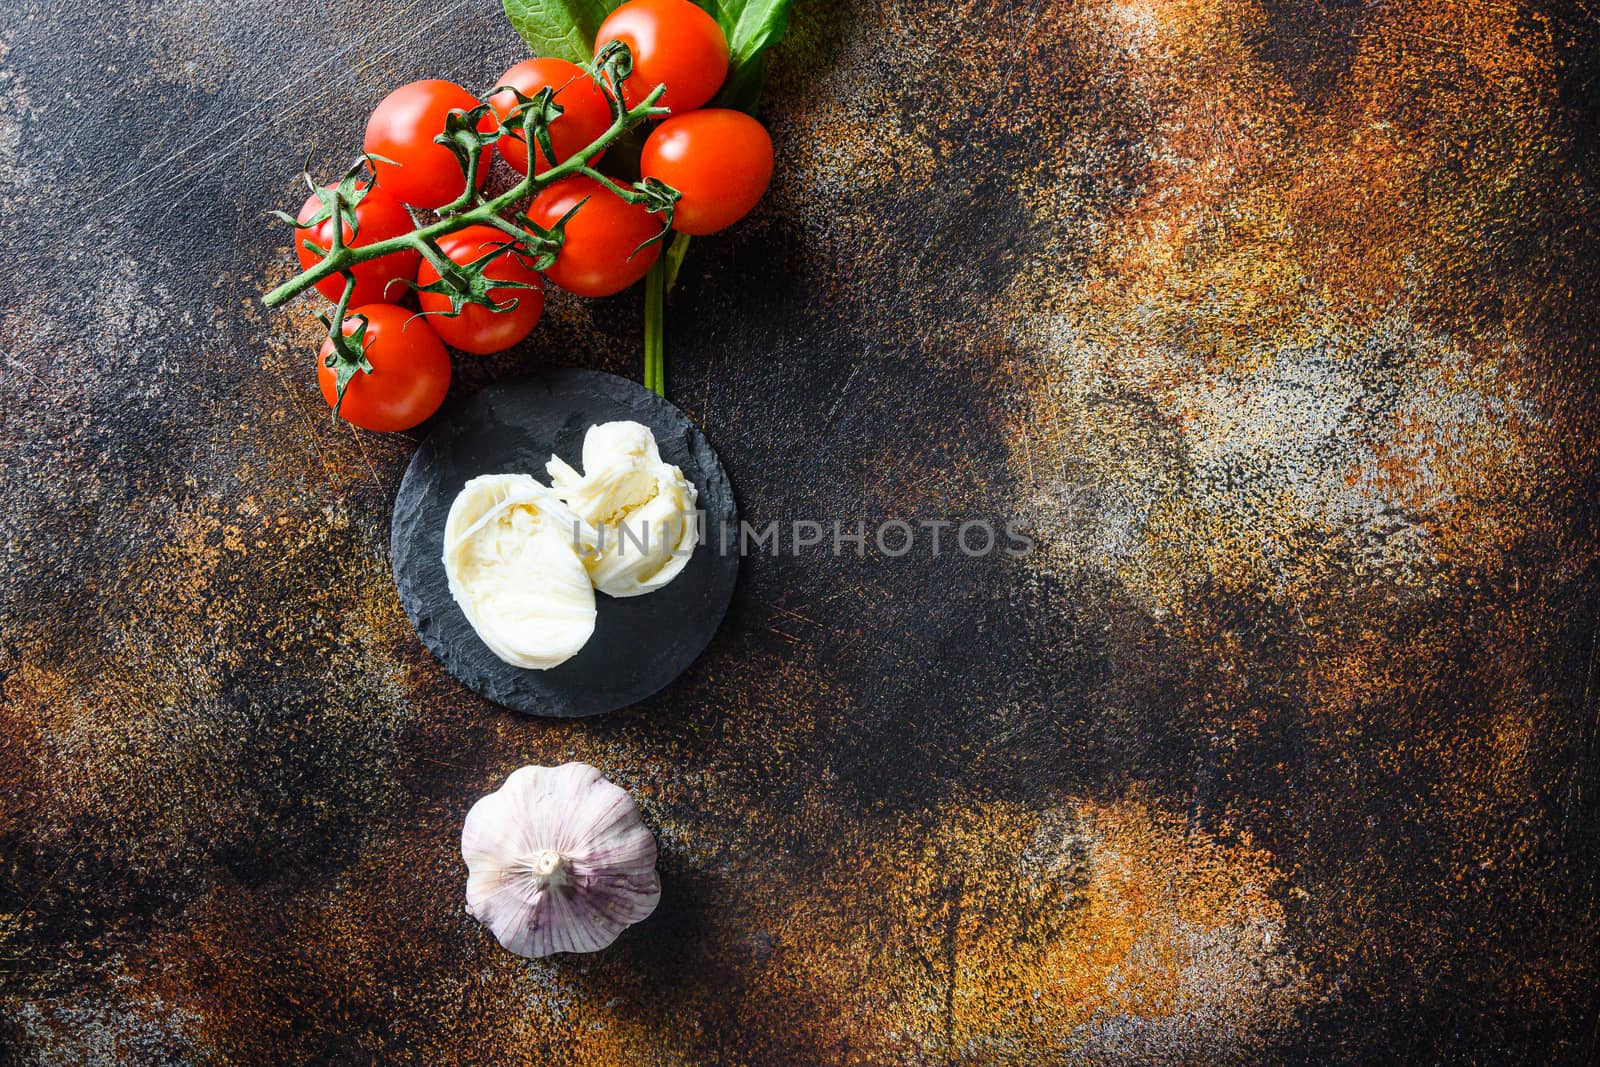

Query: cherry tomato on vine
[
  {"left": 416, "top": 226, "right": 546, "bottom": 354},
  {"left": 364, "top": 80, "right": 494, "bottom": 210},
  {"left": 641, "top": 110, "right": 773, "bottom": 235},
  {"left": 317, "top": 304, "right": 450, "bottom": 432},
  {"left": 526, "top": 176, "right": 663, "bottom": 297},
  {"left": 488, "top": 58, "right": 612, "bottom": 177},
  {"left": 294, "top": 183, "right": 421, "bottom": 306},
  {"left": 594, "top": 0, "right": 729, "bottom": 114}
]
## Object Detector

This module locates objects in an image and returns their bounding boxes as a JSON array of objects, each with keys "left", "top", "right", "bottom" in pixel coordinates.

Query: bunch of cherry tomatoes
[{"left": 290, "top": 0, "right": 774, "bottom": 432}]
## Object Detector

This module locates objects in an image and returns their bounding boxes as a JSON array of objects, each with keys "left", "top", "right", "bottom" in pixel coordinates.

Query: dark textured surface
[
  {"left": 392, "top": 371, "right": 738, "bottom": 717},
  {"left": 3, "top": 0, "right": 1600, "bottom": 1062}
]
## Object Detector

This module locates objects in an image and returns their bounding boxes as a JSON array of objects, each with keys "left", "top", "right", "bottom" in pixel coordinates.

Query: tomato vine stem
[
  {"left": 643, "top": 257, "right": 665, "bottom": 396},
  {"left": 262, "top": 82, "right": 670, "bottom": 311}
]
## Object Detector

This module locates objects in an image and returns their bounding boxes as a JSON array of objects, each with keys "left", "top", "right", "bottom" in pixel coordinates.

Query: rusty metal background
[{"left": 4, "top": 0, "right": 1600, "bottom": 1062}]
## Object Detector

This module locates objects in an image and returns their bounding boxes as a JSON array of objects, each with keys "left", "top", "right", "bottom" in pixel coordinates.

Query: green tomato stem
[
  {"left": 261, "top": 85, "right": 669, "bottom": 310},
  {"left": 576, "top": 165, "right": 638, "bottom": 204},
  {"left": 331, "top": 271, "right": 355, "bottom": 325},
  {"left": 644, "top": 257, "right": 665, "bottom": 396}
]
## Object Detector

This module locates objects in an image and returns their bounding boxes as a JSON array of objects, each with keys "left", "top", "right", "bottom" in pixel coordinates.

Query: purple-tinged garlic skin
[{"left": 461, "top": 763, "right": 661, "bottom": 958}]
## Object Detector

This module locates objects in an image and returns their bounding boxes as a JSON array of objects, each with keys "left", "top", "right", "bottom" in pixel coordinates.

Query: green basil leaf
[
  {"left": 503, "top": 0, "right": 617, "bottom": 63},
  {"left": 703, "top": 0, "right": 792, "bottom": 68}
]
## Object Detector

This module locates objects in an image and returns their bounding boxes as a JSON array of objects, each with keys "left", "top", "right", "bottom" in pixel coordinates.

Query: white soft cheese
[
  {"left": 546, "top": 421, "right": 699, "bottom": 598},
  {"left": 443, "top": 473, "right": 597, "bottom": 669}
]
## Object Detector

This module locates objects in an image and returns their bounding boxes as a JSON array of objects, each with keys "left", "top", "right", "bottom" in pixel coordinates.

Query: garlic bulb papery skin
[
  {"left": 461, "top": 763, "right": 661, "bottom": 958},
  {"left": 546, "top": 421, "right": 699, "bottom": 598},
  {"left": 443, "top": 474, "right": 598, "bottom": 670}
]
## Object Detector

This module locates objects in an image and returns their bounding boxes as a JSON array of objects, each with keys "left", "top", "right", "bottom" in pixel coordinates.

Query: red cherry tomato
[
  {"left": 294, "top": 183, "right": 421, "bottom": 305},
  {"left": 317, "top": 304, "right": 450, "bottom": 432},
  {"left": 641, "top": 109, "right": 773, "bottom": 235},
  {"left": 488, "top": 58, "right": 612, "bottom": 177},
  {"left": 526, "top": 176, "right": 663, "bottom": 297},
  {"left": 594, "top": 0, "right": 729, "bottom": 114},
  {"left": 363, "top": 80, "right": 494, "bottom": 210},
  {"left": 415, "top": 226, "right": 546, "bottom": 354}
]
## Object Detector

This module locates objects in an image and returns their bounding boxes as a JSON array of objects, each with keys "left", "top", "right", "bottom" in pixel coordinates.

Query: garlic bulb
[
  {"left": 443, "top": 474, "right": 598, "bottom": 670},
  {"left": 461, "top": 763, "right": 661, "bottom": 958},
  {"left": 546, "top": 421, "right": 699, "bottom": 598}
]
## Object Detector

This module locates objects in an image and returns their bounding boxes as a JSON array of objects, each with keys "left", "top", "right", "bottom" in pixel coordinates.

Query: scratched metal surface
[{"left": 3, "top": 0, "right": 1600, "bottom": 1062}]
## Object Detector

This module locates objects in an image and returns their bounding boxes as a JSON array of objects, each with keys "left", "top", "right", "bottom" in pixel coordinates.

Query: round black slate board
[{"left": 391, "top": 371, "right": 739, "bottom": 717}]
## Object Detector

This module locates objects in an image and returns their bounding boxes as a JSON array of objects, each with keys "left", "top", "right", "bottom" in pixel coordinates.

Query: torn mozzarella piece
[
  {"left": 546, "top": 421, "right": 699, "bottom": 598},
  {"left": 443, "top": 473, "right": 597, "bottom": 669}
]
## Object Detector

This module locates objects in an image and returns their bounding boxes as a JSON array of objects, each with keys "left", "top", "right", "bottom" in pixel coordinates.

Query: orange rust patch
[
  {"left": 752, "top": 789, "right": 1309, "bottom": 1062},
  {"left": 1006, "top": 0, "right": 1568, "bottom": 612}
]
